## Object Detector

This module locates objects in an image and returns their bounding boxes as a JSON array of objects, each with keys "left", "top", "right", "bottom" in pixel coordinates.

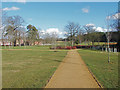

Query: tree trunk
[
  {"left": 9, "top": 42, "right": 10, "bottom": 49},
  {"left": 92, "top": 42, "right": 94, "bottom": 46},
  {"left": 98, "top": 41, "right": 100, "bottom": 45},
  {"left": 72, "top": 39, "right": 74, "bottom": 46},
  {"left": 117, "top": 31, "right": 120, "bottom": 52},
  {"left": 19, "top": 32, "right": 21, "bottom": 47},
  {"left": 88, "top": 40, "right": 90, "bottom": 45},
  {"left": 65, "top": 39, "right": 66, "bottom": 47},
  {"left": 14, "top": 40, "right": 16, "bottom": 46},
  {"left": 15, "top": 30, "right": 18, "bottom": 46},
  {"left": 19, "top": 40, "right": 21, "bottom": 47},
  {"left": 79, "top": 40, "right": 81, "bottom": 45},
  {"left": 2, "top": 32, "right": 5, "bottom": 46}
]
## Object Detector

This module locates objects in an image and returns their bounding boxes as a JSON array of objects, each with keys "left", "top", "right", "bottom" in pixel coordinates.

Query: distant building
[
  {"left": 0, "top": 39, "right": 44, "bottom": 46},
  {"left": 0, "top": 39, "right": 24, "bottom": 46},
  {"left": 34, "top": 41, "right": 42, "bottom": 45},
  {"left": 0, "top": 39, "right": 12, "bottom": 46}
]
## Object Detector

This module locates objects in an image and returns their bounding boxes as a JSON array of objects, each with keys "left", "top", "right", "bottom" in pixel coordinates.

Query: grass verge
[{"left": 78, "top": 49, "right": 118, "bottom": 88}]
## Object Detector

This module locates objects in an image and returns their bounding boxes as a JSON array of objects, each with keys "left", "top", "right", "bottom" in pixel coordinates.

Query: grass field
[
  {"left": 57, "top": 41, "right": 117, "bottom": 46},
  {"left": 2, "top": 46, "right": 67, "bottom": 88},
  {"left": 1, "top": 45, "right": 50, "bottom": 50},
  {"left": 79, "top": 42, "right": 117, "bottom": 46},
  {"left": 78, "top": 49, "right": 118, "bottom": 88}
]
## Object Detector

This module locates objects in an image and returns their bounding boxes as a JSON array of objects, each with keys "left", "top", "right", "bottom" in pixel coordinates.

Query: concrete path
[{"left": 45, "top": 50, "right": 99, "bottom": 88}]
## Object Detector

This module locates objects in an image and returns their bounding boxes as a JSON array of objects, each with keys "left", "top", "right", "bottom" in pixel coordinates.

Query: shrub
[
  {"left": 66, "top": 46, "right": 72, "bottom": 50},
  {"left": 72, "top": 46, "right": 77, "bottom": 49}
]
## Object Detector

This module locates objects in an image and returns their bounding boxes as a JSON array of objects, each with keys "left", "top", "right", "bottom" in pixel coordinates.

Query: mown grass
[
  {"left": 1, "top": 45, "right": 50, "bottom": 50},
  {"left": 57, "top": 41, "right": 116, "bottom": 46},
  {"left": 78, "top": 42, "right": 117, "bottom": 46},
  {"left": 78, "top": 42, "right": 105, "bottom": 45},
  {"left": 78, "top": 49, "right": 118, "bottom": 88},
  {"left": 2, "top": 46, "right": 67, "bottom": 88}
]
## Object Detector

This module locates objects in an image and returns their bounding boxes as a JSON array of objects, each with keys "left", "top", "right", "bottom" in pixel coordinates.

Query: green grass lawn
[
  {"left": 1, "top": 45, "right": 50, "bottom": 50},
  {"left": 2, "top": 46, "right": 67, "bottom": 88},
  {"left": 77, "top": 42, "right": 117, "bottom": 46},
  {"left": 78, "top": 42, "right": 105, "bottom": 45},
  {"left": 78, "top": 49, "right": 118, "bottom": 88},
  {"left": 56, "top": 41, "right": 116, "bottom": 46}
]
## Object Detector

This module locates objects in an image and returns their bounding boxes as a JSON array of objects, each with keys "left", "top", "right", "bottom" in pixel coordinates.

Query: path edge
[
  {"left": 77, "top": 50, "right": 103, "bottom": 88},
  {"left": 44, "top": 51, "right": 69, "bottom": 88},
  {"left": 87, "top": 67, "right": 103, "bottom": 88}
]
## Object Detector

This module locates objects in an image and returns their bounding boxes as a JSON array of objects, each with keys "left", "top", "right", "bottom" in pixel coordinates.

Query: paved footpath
[{"left": 45, "top": 50, "right": 100, "bottom": 88}]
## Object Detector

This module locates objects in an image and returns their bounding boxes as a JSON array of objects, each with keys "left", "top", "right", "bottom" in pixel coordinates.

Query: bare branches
[{"left": 65, "top": 22, "right": 81, "bottom": 46}]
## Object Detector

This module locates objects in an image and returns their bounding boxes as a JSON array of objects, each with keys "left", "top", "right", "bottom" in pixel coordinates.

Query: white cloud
[
  {"left": 85, "top": 23, "right": 116, "bottom": 32},
  {"left": 95, "top": 27, "right": 105, "bottom": 32},
  {"left": 85, "top": 23, "right": 95, "bottom": 27},
  {"left": 95, "top": 27, "right": 113, "bottom": 32},
  {"left": 106, "top": 13, "right": 120, "bottom": 20},
  {"left": 2, "top": 0, "right": 26, "bottom": 3},
  {"left": 3, "top": 7, "right": 20, "bottom": 11},
  {"left": 92, "top": 27, "right": 96, "bottom": 30},
  {"left": 17, "top": 0, "right": 26, "bottom": 3},
  {"left": 112, "top": 13, "right": 120, "bottom": 19},
  {"left": 82, "top": 8, "right": 89, "bottom": 13},
  {"left": 40, "top": 28, "right": 63, "bottom": 35},
  {"left": 85, "top": 23, "right": 106, "bottom": 32},
  {"left": 46, "top": 28, "right": 62, "bottom": 34},
  {"left": 106, "top": 16, "right": 111, "bottom": 20},
  {"left": 40, "top": 30, "right": 46, "bottom": 34}
]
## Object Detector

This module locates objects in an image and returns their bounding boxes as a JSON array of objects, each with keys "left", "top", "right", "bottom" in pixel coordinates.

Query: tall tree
[
  {"left": 51, "top": 32, "right": 58, "bottom": 49},
  {"left": 1, "top": 12, "right": 8, "bottom": 46},
  {"left": 76, "top": 26, "right": 84, "bottom": 44},
  {"left": 83, "top": 24, "right": 96, "bottom": 45},
  {"left": 27, "top": 24, "right": 39, "bottom": 45},
  {"left": 4, "top": 15, "right": 25, "bottom": 46},
  {"left": 109, "top": 12, "right": 120, "bottom": 52},
  {"left": 105, "top": 12, "right": 120, "bottom": 45},
  {"left": 65, "top": 22, "right": 80, "bottom": 46}
]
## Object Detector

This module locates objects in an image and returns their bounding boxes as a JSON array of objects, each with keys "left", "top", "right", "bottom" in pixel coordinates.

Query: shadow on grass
[
  {"left": 53, "top": 59, "right": 81, "bottom": 66},
  {"left": 53, "top": 60, "right": 62, "bottom": 62}
]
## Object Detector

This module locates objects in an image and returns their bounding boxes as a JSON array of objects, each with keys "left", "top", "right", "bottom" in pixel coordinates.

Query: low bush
[
  {"left": 65, "top": 46, "right": 72, "bottom": 50},
  {"left": 50, "top": 46, "right": 77, "bottom": 50},
  {"left": 72, "top": 46, "right": 77, "bottom": 49}
]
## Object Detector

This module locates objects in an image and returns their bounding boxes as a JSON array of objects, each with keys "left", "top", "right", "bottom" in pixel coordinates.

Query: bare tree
[
  {"left": 4, "top": 15, "right": 25, "bottom": 46},
  {"left": 18, "top": 26, "right": 26, "bottom": 47},
  {"left": 51, "top": 32, "right": 58, "bottom": 49},
  {"left": 108, "top": 12, "right": 120, "bottom": 52},
  {"left": 83, "top": 24, "right": 96, "bottom": 45},
  {"left": 65, "top": 22, "right": 80, "bottom": 46},
  {"left": 76, "top": 26, "right": 84, "bottom": 44},
  {"left": 42, "top": 33, "right": 50, "bottom": 45},
  {"left": 1, "top": 12, "right": 8, "bottom": 46},
  {"left": 105, "top": 13, "right": 119, "bottom": 63}
]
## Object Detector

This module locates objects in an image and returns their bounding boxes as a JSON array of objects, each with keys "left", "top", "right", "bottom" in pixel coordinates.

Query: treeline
[
  {"left": 1, "top": 13, "right": 40, "bottom": 46},
  {"left": 63, "top": 18, "right": 119, "bottom": 46},
  {"left": 1, "top": 13, "right": 58, "bottom": 46},
  {"left": 1, "top": 12, "right": 120, "bottom": 48},
  {"left": 64, "top": 32, "right": 119, "bottom": 45}
]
